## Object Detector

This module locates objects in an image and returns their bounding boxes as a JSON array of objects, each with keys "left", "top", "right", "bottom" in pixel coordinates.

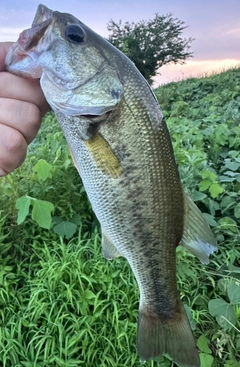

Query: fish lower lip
[
  {"left": 5, "top": 45, "right": 28, "bottom": 68},
  {"left": 6, "top": 50, "right": 42, "bottom": 78}
]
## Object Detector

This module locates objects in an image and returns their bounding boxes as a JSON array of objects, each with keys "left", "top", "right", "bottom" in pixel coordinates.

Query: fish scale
[
  {"left": 59, "top": 88, "right": 183, "bottom": 307},
  {"left": 6, "top": 5, "right": 217, "bottom": 367}
]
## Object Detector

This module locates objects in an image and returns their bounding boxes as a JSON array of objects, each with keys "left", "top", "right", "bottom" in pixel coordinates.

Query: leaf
[
  {"left": 33, "top": 159, "right": 52, "bottom": 181},
  {"left": 218, "top": 217, "right": 238, "bottom": 233},
  {"left": 191, "top": 191, "right": 207, "bottom": 201},
  {"left": 184, "top": 304, "right": 196, "bottom": 331},
  {"left": 203, "top": 213, "right": 218, "bottom": 227},
  {"left": 209, "top": 183, "right": 224, "bottom": 198},
  {"left": 234, "top": 203, "right": 240, "bottom": 219},
  {"left": 16, "top": 196, "right": 31, "bottom": 224},
  {"left": 199, "top": 179, "right": 211, "bottom": 191},
  {"left": 227, "top": 281, "right": 240, "bottom": 304},
  {"left": 197, "top": 335, "right": 211, "bottom": 354},
  {"left": 52, "top": 216, "right": 63, "bottom": 225},
  {"left": 199, "top": 353, "right": 214, "bottom": 367},
  {"left": 236, "top": 174, "right": 240, "bottom": 183},
  {"left": 31, "top": 199, "right": 54, "bottom": 229},
  {"left": 220, "top": 195, "right": 235, "bottom": 209},
  {"left": 223, "top": 170, "right": 239, "bottom": 177},
  {"left": 208, "top": 298, "right": 236, "bottom": 329},
  {"left": 202, "top": 127, "right": 214, "bottom": 136},
  {"left": 70, "top": 214, "right": 82, "bottom": 226},
  {"left": 53, "top": 221, "right": 77, "bottom": 239},
  {"left": 53, "top": 146, "right": 62, "bottom": 163},
  {"left": 201, "top": 170, "right": 217, "bottom": 181},
  {"left": 224, "top": 159, "right": 240, "bottom": 171},
  {"left": 219, "top": 175, "right": 235, "bottom": 183},
  {"left": 83, "top": 290, "right": 96, "bottom": 300},
  {"left": 217, "top": 278, "right": 228, "bottom": 295},
  {"left": 208, "top": 198, "right": 220, "bottom": 215}
]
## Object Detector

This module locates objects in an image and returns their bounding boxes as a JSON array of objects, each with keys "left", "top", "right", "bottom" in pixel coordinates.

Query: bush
[{"left": 1, "top": 67, "right": 240, "bottom": 366}]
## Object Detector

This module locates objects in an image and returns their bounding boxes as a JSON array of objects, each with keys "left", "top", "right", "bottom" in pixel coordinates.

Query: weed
[{"left": 1, "top": 68, "right": 240, "bottom": 366}]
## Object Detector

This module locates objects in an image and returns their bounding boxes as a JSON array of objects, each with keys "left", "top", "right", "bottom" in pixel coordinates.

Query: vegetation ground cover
[{"left": 1, "top": 67, "right": 240, "bottom": 366}]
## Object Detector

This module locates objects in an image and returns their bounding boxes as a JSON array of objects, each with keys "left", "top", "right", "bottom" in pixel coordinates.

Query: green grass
[{"left": 1, "top": 67, "right": 240, "bottom": 366}]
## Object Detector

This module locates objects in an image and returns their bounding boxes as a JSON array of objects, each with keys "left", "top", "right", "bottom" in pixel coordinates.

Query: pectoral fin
[
  {"left": 181, "top": 192, "right": 217, "bottom": 264},
  {"left": 102, "top": 230, "right": 122, "bottom": 260},
  {"left": 84, "top": 133, "right": 122, "bottom": 178}
]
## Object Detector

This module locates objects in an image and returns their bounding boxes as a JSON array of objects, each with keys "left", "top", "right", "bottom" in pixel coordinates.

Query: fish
[{"left": 5, "top": 5, "right": 217, "bottom": 366}]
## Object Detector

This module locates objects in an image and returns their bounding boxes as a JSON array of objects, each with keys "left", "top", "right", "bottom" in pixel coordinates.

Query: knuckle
[
  {"left": 5, "top": 129, "right": 26, "bottom": 154},
  {"left": 0, "top": 127, "right": 27, "bottom": 174},
  {"left": 24, "top": 103, "right": 41, "bottom": 129}
]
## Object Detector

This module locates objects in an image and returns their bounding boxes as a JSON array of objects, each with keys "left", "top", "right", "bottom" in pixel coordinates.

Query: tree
[{"left": 107, "top": 14, "right": 194, "bottom": 85}]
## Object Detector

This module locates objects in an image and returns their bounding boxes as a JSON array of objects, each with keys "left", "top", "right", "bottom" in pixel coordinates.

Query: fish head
[{"left": 5, "top": 4, "right": 123, "bottom": 116}]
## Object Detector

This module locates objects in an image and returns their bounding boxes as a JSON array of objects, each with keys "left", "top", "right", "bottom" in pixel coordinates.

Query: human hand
[{"left": 0, "top": 42, "right": 49, "bottom": 176}]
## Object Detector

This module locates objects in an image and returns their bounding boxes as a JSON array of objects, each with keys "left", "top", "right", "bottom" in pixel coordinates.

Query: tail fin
[{"left": 137, "top": 302, "right": 200, "bottom": 367}]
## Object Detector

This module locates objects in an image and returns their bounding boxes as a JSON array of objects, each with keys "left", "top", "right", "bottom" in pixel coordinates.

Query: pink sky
[
  {"left": 154, "top": 59, "right": 240, "bottom": 86},
  {"left": 1, "top": 0, "right": 239, "bottom": 85}
]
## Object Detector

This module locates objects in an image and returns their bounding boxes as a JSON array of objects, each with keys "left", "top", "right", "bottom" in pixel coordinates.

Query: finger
[
  {"left": 0, "top": 42, "right": 13, "bottom": 71},
  {"left": 0, "top": 72, "right": 49, "bottom": 116},
  {"left": 0, "top": 124, "right": 27, "bottom": 176},
  {"left": 0, "top": 98, "right": 42, "bottom": 144}
]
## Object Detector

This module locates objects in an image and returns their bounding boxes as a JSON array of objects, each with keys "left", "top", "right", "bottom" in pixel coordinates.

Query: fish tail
[{"left": 137, "top": 302, "right": 200, "bottom": 367}]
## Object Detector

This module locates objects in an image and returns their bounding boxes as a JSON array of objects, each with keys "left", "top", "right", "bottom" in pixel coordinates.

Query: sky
[{"left": 0, "top": 0, "right": 239, "bottom": 85}]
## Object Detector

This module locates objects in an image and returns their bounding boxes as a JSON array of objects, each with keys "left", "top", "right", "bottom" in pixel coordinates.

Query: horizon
[{"left": 1, "top": 0, "right": 239, "bottom": 85}]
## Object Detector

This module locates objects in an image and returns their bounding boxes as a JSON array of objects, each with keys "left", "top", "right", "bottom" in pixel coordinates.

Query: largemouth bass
[{"left": 5, "top": 5, "right": 217, "bottom": 366}]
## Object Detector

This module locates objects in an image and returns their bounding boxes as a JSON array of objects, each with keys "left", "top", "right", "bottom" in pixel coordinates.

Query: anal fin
[{"left": 102, "top": 230, "right": 122, "bottom": 260}]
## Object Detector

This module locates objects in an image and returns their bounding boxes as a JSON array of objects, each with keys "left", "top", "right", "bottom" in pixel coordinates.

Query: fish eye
[{"left": 65, "top": 25, "right": 85, "bottom": 44}]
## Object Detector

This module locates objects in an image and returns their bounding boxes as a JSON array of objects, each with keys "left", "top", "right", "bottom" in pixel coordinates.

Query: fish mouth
[
  {"left": 5, "top": 14, "right": 52, "bottom": 78},
  {"left": 5, "top": 44, "right": 43, "bottom": 79},
  {"left": 32, "top": 4, "right": 53, "bottom": 27},
  {"left": 5, "top": 45, "right": 27, "bottom": 65}
]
